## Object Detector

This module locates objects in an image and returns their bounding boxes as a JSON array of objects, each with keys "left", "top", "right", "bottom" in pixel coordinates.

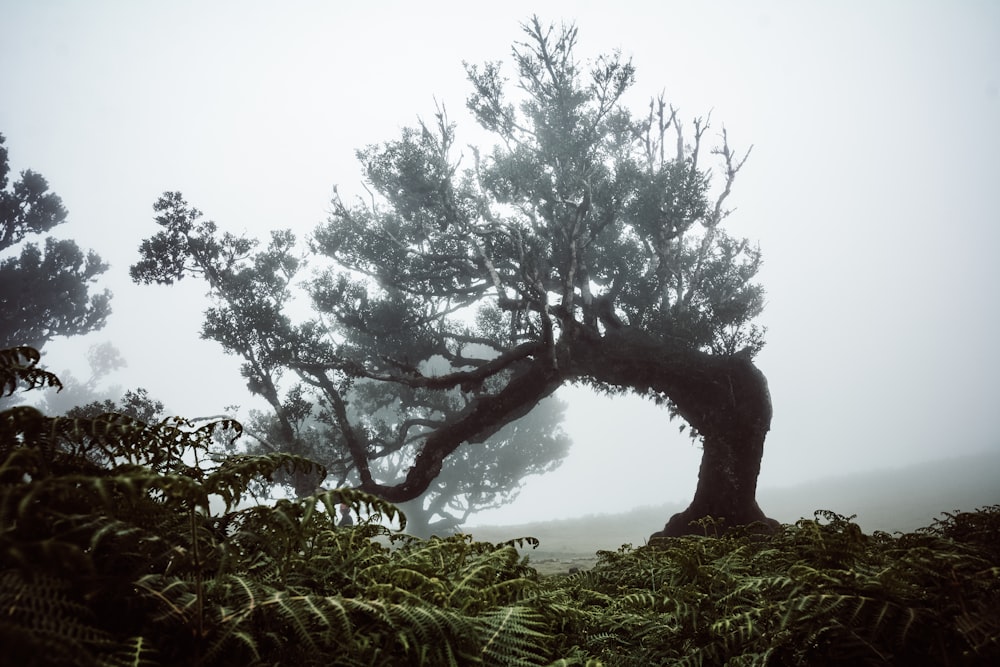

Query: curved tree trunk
[
  {"left": 344, "top": 320, "right": 774, "bottom": 538},
  {"left": 567, "top": 324, "right": 776, "bottom": 538},
  {"left": 651, "top": 421, "right": 776, "bottom": 538},
  {"left": 651, "top": 347, "right": 776, "bottom": 538}
]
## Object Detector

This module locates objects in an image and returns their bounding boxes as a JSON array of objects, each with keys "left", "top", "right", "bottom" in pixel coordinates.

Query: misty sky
[{"left": 2, "top": 1, "right": 998, "bottom": 525}]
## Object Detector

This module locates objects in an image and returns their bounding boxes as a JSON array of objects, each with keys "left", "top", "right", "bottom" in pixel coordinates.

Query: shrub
[{"left": 2, "top": 346, "right": 997, "bottom": 665}]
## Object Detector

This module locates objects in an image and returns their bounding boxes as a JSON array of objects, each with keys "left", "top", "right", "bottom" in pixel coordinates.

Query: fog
[{"left": 2, "top": 1, "right": 998, "bottom": 526}]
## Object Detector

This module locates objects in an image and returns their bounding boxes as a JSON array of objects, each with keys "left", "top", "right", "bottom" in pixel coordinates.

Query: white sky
[{"left": 2, "top": 1, "right": 998, "bottom": 525}]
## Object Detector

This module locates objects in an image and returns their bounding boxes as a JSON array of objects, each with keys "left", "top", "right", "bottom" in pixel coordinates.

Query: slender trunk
[{"left": 398, "top": 499, "right": 433, "bottom": 538}]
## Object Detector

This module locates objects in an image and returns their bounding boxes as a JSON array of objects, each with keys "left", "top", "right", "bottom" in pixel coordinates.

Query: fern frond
[
  {"left": 134, "top": 574, "right": 198, "bottom": 626},
  {"left": 478, "top": 605, "right": 551, "bottom": 667},
  {"left": 0, "top": 570, "right": 109, "bottom": 666},
  {"left": 500, "top": 536, "right": 540, "bottom": 550},
  {"left": 14, "top": 467, "right": 211, "bottom": 517},
  {"left": 206, "top": 452, "right": 322, "bottom": 511},
  {"left": 541, "top": 657, "right": 606, "bottom": 667},
  {"left": 449, "top": 546, "right": 537, "bottom": 611},
  {"left": 101, "top": 635, "right": 160, "bottom": 667},
  {"left": 1, "top": 534, "right": 95, "bottom": 576},
  {"left": 709, "top": 608, "right": 764, "bottom": 646},
  {"left": 955, "top": 600, "right": 1000, "bottom": 655},
  {"left": 616, "top": 591, "right": 667, "bottom": 612},
  {"left": 0, "top": 346, "right": 62, "bottom": 397},
  {"left": 780, "top": 590, "right": 925, "bottom": 658},
  {"left": 351, "top": 597, "right": 476, "bottom": 665},
  {"left": 312, "top": 487, "right": 408, "bottom": 532}
]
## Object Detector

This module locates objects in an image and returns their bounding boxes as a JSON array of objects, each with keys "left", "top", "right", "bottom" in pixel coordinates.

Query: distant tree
[
  {"left": 67, "top": 387, "right": 166, "bottom": 423},
  {"left": 240, "top": 390, "right": 569, "bottom": 537},
  {"left": 0, "top": 133, "right": 112, "bottom": 355},
  {"left": 134, "top": 17, "right": 774, "bottom": 537},
  {"left": 395, "top": 395, "right": 570, "bottom": 536},
  {"left": 34, "top": 341, "right": 127, "bottom": 415}
]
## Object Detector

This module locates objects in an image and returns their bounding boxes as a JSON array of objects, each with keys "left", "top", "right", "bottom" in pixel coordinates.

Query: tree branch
[{"left": 357, "top": 358, "right": 563, "bottom": 502}]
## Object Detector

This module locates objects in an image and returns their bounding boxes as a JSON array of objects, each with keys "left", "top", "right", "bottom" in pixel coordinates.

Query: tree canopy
[
  {"left": 134, "top": 18, "right": 772, "bottom": 536},
  {"left": 131, "top": 190, "right": 571, "bottom": 536},
  {"left": 0, "top": 133, "right": 112, "bottom": 353}
]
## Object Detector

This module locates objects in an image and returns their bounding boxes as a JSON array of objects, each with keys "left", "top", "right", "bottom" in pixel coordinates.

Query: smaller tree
[
  {"left": 395, "top": 395, "right": 570, "bottom": 536},
  {"left": 67, "top": 386, "right": 167, "bottom": 423},
  {"left": 34, "top": 341, "right": 127, "bottom": 415},
  {"left": 0, "top": 133, "right": 112, "bottom": 355}
]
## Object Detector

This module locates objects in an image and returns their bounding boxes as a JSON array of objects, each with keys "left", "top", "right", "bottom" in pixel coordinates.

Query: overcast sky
[{"left": 2, "top": 1, "right": 998, "bottom": 525}]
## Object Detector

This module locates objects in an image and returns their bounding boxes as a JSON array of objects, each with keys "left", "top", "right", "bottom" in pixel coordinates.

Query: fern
[
  {"left": 0, "top": 570, "right": 113, "bottom": 666},
  {"left": 548, "top": 508, "right": 1000, "bottom": 666},
  {"left": 2, "top": 348, "right": 997, "bottom": 666},
  {"left": 478, "top": 605, "right": 552, "bottom": 666},
  {"left": 103, "top": 636, "right": 161, "bottom": 667},
  {"left": 205, "top": 452, "right": 318, "bottom": 511},
  {"left": 0, "top": 346, "right": 62, "bottom": 397}
]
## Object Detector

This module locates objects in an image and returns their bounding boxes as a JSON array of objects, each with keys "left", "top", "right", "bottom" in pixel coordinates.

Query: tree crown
[
  {"left": 133, "top": 18, "right": 767, "bottom": 505},
  {"left": 0, "top": 133, "right": 112, "bottom": 354}
]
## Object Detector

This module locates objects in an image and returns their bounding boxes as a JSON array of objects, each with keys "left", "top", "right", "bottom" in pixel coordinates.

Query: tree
[
  {"left": 237, "top": 391, "right": 569, "bottom": 537},
  {"left": 130, "top": 196, "right": 571, "bottom": 535},
  {"left": 66, "top": 386, "right": 166, "bottom": 423},
  {"left": 0, "top": 133, "right": 112, "bottom": 354},
  {"left": 392, "top": 395, "right": 569, "bottom": 536},
  {"left": 33, "top": 341, "right": 127, "bottom": 416},
  {"left": 135, "top": 17, "right": 773, "bottom": 537}
]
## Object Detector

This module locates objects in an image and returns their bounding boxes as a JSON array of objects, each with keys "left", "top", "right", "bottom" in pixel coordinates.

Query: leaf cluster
[
  {"left": 0, "top": 348, "right": 567, "bottom": 666},
  {"left": 0, "top": 133, "right": 112, "bottom": 354},
  {"left": 3, "top": 349, "right": 997, "bottom": 665},
  {"left": 544, "top": 510, "right": 1000, "bottom": 666}
]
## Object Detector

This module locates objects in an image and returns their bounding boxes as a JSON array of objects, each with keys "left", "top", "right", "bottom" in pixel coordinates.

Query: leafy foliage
[
  {"left": 130, "top": 17, "right": 772, "bottom": 537},
  {"left": 546, "top": 510, "right": 1000, "bottom": 665},
  {"left": 0, "top": 348, "right": 561, "bottom": 666},
  {"left": 0, "top": 133, "right": 111, "bottom": 354},
  {"left": 2, "top": 349, "right": 997, "bottom": 665}
]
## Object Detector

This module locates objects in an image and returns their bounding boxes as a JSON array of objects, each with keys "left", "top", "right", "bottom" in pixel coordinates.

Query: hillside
[{"left": 465, "top": 449, "right": 1000, "bottom": 557}]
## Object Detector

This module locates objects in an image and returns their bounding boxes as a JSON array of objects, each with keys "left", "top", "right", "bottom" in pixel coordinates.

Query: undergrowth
[
  {"left": 547, "top": 509, "right": 999, "bottom": 666},
  {"left": 2, "top": 346, "right": 997, "bottom": 665}
]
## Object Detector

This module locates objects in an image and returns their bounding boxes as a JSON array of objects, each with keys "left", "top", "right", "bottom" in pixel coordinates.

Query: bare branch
[
  {"left": 709, "top": 126, "right": 753, "bottom": 226},
  {"left": 671, "top": 104, "right": 685, "bottom": 163}
]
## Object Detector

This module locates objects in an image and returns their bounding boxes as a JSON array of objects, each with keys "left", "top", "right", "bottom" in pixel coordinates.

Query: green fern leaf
[
  {"left": 101, "top": 635, "right": 160, "bottom": 667},
  {"left": 479, "top": 605, "right": 551, "bottom": 667},
  {"left": 0, "top": 346, "right": 62, "bottom": 397}
]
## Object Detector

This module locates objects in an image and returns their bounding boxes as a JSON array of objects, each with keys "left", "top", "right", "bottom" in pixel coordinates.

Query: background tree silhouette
[
  {"left": 0, "top": 133, "right": 112, "bottom": 357},
  {"left": 131, "top": 194, "right": 571, "bottom": 536},
  {"left": 239, "top": 392, "right": 569, "bottom": 537},
  {"left": 134, "top": 17, "right": 772, "bottom": 537},
  {"left": 31, "top": 341, "right": 127, "bottom": 416}
]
